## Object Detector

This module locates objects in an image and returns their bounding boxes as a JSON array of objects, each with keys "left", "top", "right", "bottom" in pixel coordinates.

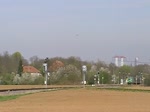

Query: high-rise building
[
  {"left": 114, "top": 56, "right": 119, "bottom": 67},
  {"left": 135, "top": 57, "right": 139, "bottom": 66},
  {"left": 114, "top": 56, "right": 126, "bottom": 67}
]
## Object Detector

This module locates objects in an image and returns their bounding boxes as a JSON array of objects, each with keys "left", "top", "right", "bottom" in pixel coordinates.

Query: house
[{"left": 23, "top": 66, "right": 41, "bottom": 76}]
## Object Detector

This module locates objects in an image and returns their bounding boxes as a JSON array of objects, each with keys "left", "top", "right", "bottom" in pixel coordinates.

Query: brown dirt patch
[{"left": 0, "top": 88, "right": 150, "bottom": 112}]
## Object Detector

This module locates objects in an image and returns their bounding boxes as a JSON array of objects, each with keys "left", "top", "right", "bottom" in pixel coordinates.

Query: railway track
[
  {"left": 0, "top": 84, "right": 146, "bottom": 96},
  {"left": 0, "top": 86, "right": 82, "bottom": 96}
]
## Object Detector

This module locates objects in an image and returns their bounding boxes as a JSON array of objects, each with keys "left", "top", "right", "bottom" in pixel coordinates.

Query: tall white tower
[
  {"left": 114, "top": 56, "right": 119, "bottom": 67},
  {"left": 114, "top": 56, "right": 126, "bottom": 67},
  {"left": 120, "top": 56, "right": 126, "bottom": 67},
  {"left": 135, "top": 57, "right": 139, "bottom": 66}
]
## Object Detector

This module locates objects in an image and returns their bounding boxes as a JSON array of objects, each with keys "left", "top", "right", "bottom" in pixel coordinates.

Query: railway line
[
  {"left": 0, "top": 85, "right": 83, "bottom": 96},
  {"left": 0, "top": 84, "right": 149, "bottom": 96}
]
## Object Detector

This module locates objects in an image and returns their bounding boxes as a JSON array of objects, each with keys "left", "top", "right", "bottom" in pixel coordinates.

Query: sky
[{"left": 0, "top": 0, "right": 150, "bottom": 63}]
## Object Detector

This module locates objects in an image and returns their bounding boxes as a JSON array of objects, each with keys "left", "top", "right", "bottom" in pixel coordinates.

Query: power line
[{"left": 125, "top": 60, "right": 150, "bottom": 64}]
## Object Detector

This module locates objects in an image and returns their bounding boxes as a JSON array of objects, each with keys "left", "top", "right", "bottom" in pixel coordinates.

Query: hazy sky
[{"left": 0, "top": 0, "right": 150, "bottom": 63}]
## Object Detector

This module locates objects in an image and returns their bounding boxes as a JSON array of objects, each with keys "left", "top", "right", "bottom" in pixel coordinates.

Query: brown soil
[{"left": 0, "top": 88, "right": 150, "bottom": 112}]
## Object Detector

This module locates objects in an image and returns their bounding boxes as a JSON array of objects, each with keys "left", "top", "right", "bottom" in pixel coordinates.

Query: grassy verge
[
  {"left": 0, "top": 95, "right": 22, "bottom": 102},
  {"left": 97, "top": 87, "right": 150, "bottom": 93},
  {"left": 0, "top": 87, "right": 80, "bottom": 102},
  {"left": 85, "top": 85, "right": 150, "bottom": 93},
  {"left": 0, "top": 92, "right": 34, "bottom": 102}
]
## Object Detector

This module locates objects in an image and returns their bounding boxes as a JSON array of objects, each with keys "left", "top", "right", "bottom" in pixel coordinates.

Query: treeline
[
  {"left": 1, "top": 51, "right": 150, "bottom": 86},
  {"left": 0, "top": 51, "right": 28, "bottom": 74}
]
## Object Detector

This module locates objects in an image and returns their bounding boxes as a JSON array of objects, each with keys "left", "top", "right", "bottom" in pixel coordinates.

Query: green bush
[{"left": 0, "top": 73, "right": 14, "bottom": 85}]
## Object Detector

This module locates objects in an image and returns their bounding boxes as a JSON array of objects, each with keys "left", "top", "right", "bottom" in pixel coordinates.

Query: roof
[
  {"left": 23, "top": 66, "right": 40, "bottom": 73},
  {"left": 114, "top": 56, "right": 126, "bottom": 58}
]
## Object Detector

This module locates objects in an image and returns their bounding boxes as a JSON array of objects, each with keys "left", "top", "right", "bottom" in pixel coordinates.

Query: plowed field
[{"left": 0, "top": 88, "right": 150, "bottom": 112}]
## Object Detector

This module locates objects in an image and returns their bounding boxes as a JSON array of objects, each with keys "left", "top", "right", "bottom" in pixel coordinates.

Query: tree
[
  {"left": 29, "top": 56, "right": 42, "bottom": 69},
  {"left": 95, "top": 60, "right": 107, "bottom": 71},
  {"left": 98, "top": 68, "right": 112, "bottom": 84},
  {"left": 67, "top": 56, "right": 82, "bottom": 70},
  {"left": 50, "top": 64, "right": 82, "bottom": 85},
  {"left": 18, "top": 59, "right": 23, "bottom": 76},
  {"left": 12, "top": 52, "right": 23, "bottom": 73},
  {"left": 1, "top": 51, "right": 13, "bottom": 73},
  {"left": 0, "top": 73, "right": 15, "bottom": 85},
  {"left": 109, "top": 63, "right": 117, "bottom": 75},
  {"left": 49, "top": 60, "right": 64, "bottom": 72},
  {"left": 12, "top": 52, "right": 22, "bottom": 62}
]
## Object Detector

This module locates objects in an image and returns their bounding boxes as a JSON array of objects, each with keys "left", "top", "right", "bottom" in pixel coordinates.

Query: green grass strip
[
  {"left": 0, "top": 95, "right": 22, "bottom": 102},
  {"left": 0, "top": 92, "right": 33, "bottom": 102},
  {"left": 98, "top": 87, "right": 150, "bottom": 93}
]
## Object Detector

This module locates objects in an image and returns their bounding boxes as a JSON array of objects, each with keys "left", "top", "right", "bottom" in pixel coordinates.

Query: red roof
[
  {"left": 23, "top": 66, "right": 40, "bottom": 73},
  {"left": 114, "top": 56, "right": 126, "bottom": 58}
]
